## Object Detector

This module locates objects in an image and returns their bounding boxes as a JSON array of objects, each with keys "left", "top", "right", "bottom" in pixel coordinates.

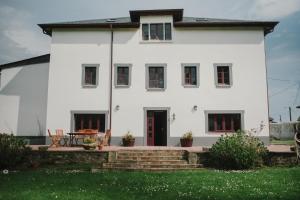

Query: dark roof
[
  {"left": 0, "top": 54, "right": 50, "bottom": 70},
  {"left": 39, "top": 9, "right": 278, "bottom": 36}
]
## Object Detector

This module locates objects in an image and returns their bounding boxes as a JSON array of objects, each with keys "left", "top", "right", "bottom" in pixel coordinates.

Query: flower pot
[
  {"left": 180, "top": 138, "right": 193, "bottom": 147},
  {"left": 82, "top": 143, "right": 96, "bottom": 150},
  {"left": 122, "top": 138, "right": 135, "bottom": 147}
]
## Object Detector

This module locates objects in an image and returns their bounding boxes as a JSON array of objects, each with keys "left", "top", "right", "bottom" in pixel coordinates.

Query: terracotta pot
[
  {"left": 122, "top": 138, "right": 135, "bottom": 147},
  {"left": 180, "top": 138, "right": 193, "bottom": 147}
]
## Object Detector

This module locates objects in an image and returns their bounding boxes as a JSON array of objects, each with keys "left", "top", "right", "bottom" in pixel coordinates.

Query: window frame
[
  {"left": 181, "top": 63, "right": 200, "bottom": 88},
  {"left": 114, "top": 63, "right": 132, "bottom": 88},
  {"left": 141, "top": 23, "right": 172, "bottom": 42},
  {"left": 145, "top": 63, "right": 167, "bottom": 91},
  {"left": 81, "top": 64, "right": 99, "bottom": 88},
  {"left": 213, "top": 63, "right": 233, "bottom": 88},
  {"left": 205, "top": 110, "right": 244, "bottom": 134}
]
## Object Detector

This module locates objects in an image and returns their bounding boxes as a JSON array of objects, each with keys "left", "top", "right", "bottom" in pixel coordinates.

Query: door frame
[
  {"left": 70, "top": 110, "right": 108, "bottom": 132},
  {"left": 143, "top": 107, "right": 170, "bottom": 146}
]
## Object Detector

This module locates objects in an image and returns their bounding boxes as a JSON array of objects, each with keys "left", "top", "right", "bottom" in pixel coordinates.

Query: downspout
[{"left": 109, "top": 24, "right": 114, "bottom": 131}]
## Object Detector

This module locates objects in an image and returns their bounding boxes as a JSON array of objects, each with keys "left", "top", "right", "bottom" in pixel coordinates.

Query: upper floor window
[
  {"left": 214, "top": 63, "right": 232, "bottom": 87},
  {"left": 82, "top": 64, "right": 99, "bottom": 88},
  {"left": 146, "top": 64, "right": 167, "bottom": 90},
  {"left": 114, "top": 64, "right": 132, "bottom": 88},
  {"left": 208, "top": 113, "right": 241, "bottom": 132},
  {"left": 181, "top": 63, "right": 200, "bottom": 87},
  {"left": 142, "top": 23, "right": 172, "bottom": 41}
]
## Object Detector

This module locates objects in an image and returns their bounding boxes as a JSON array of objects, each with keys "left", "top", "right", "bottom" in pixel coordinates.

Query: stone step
[
  {"left": 101, "top": 167, "right": 203, "bottom": 172},
  {"left": 103, "top": 162, "right": 199, "bottom": 169},
  {"left": 116, "top": 155, "right": 184, "bottom": 161},
  {"left": 117, "top": 151, "right": 185, "bottom": 157},
  {"left": 111, "top": 160, "right": 188, "bottom": 165}
]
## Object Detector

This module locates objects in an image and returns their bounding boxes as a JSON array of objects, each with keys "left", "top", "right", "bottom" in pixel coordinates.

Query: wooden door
[{"left": 147, "top": 111, "right": 155, "bottom": 146}]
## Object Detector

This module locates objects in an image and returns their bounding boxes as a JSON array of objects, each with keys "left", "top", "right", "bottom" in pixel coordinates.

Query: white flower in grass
[{"left": 3, "top": 169, "right": 9, "bottom": 174}]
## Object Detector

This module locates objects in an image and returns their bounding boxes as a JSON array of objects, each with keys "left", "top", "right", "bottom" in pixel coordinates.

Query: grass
[
  {"left": 270, "top": 139, "right": 295, "bottom": 145},
  {"left": 1, "top": 167, "right": 300, "bottom": 200}
]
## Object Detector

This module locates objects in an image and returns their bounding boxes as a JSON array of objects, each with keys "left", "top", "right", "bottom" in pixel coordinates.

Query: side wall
[{"left": 0, "top": 63, "right": 49, "bottom": 138}]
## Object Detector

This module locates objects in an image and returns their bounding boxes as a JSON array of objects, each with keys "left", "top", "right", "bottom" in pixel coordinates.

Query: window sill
[
  {"left": 115, "top": 85, "right": 130, "bottom": 88},
  {"left": 82, "top": 85, "right": 98, "bottom": 88},
  {"left": 216, "top": 84, "right": 232, "bottom": 88},
  {"left": 182, "top": 84, "right": 199, "bottom": 88},
  {"left": 140, "top": 40, "right": 173, "bottom": 44},
  {"left": 146, "top": 88, "right": 166, "bottom": 91}
]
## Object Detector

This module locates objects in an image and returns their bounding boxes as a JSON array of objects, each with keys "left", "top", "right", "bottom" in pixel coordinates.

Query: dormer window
[{"left": 142, "top": 23, "right": 172, "bottom": 41}]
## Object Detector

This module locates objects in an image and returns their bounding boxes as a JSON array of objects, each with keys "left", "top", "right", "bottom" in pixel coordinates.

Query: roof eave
[
  {"left": 38, "top": 22, "right": 140, "bottom": 36},
  {"left": 174, "top": 21, "right": 279, "bottom": 35}
]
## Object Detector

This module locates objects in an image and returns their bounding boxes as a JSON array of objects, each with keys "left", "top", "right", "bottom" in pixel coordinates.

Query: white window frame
[
  {"left": 213, "top": 63, "right": 233, "bottom": 88},
  {"left": 141, "top": 23, "right": 172, "bottom": 42},
  {"left": 145, "top": 63, "right": 167, "bottom": 91},
  {"left": 81, "top": 64, "right": 99, "bottom": 88},
  {"left": 114, "top": 63, "right": 132, "bottom": 88},
  {"left": 181, "top": 63, "right": 200, "bottom": 88}
]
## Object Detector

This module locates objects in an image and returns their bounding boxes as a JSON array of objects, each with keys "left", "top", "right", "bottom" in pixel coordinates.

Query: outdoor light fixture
[
  {"left": 193, "top": 105, "right": 198, "bottom": 111},
  {"left": 115, "top": 105, "right": 120, "bottom": 110},
  {"left": 172, "top": 113, "right": 176, "bottom": 120}
]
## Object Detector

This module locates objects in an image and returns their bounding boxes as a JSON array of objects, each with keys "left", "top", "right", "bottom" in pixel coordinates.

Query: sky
[{"left": 0, "top": 0, "right": 299, "bottom": 122}]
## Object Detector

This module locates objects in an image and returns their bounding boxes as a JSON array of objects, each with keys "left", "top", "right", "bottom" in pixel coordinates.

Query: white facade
[
  {"left": 0, "top": 11, "right": 275, "bottom": 146},
  {"left": 45, "top": 15, "right": 269, "bottom": 145}
]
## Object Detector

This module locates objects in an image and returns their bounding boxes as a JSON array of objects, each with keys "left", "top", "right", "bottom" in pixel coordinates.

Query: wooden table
[{"left": 67, "top": 132, "right": 98, "bottom": 146}]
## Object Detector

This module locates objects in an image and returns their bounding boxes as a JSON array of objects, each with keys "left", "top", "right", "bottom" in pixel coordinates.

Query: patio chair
[
  {"left": 56, "top": 129, "right": 68, "bottom": 146},
  {"left": 99, "top": 129, "right": 111, "bottom": 147},
  {"left": 48, "top": 129, "right": 60, "bottom": 147}
]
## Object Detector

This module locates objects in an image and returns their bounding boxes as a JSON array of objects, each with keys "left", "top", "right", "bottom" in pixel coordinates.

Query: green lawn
[{"left": 1, "top": 167, "right": 299, "bottom": 200}]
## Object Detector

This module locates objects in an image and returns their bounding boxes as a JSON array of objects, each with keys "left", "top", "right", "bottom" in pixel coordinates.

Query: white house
[{"left": 0, "top": 9, "right": 278, "bottom": 146}]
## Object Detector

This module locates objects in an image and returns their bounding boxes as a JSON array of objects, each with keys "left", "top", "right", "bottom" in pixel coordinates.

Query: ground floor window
[
  {"left": 208, "top": 113, "right": 241, "bottom": 132},
  {"left": 74, "top": 114, "right": 105, "bottom": 132}
]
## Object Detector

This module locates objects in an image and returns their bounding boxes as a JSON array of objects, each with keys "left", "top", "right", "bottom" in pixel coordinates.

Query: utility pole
[
  {"left": 279, "top": 115, "right": 282, "bottom": 122},
  {"left": 289, "top": 106, "right": 292, "bottom": 122}
]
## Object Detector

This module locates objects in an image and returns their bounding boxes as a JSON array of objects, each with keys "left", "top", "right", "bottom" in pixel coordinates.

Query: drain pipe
[{"left": 109, "top": 24, "right": 114, "bottom": 131}]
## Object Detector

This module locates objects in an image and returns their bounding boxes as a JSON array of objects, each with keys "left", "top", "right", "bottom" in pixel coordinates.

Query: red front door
[{"left": 147, "top": 111, "right": 155, "bottom": 146}]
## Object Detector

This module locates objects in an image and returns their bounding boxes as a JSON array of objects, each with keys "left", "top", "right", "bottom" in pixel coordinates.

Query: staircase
[{"left": 103, "top": 149, "right": 202, "bottom": 171}]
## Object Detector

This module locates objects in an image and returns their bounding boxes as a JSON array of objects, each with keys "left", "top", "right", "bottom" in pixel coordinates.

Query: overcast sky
[{"left": 0, "top": 0, "right": 299, "bottom": 122}]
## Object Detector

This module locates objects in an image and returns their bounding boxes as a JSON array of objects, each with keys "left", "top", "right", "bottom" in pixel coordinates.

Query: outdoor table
[{"left": 67, "top": 132, "right": 98, "bottom": 146}]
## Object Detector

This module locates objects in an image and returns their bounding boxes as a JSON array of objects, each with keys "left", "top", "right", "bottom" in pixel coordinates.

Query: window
[
  {"left": 74, "top": 113, "right": 106, "bottom": 132},
  {"left": 214, "top": 63, "right": 232, "bottom": 87},
  {"left": 142, "top": 23, "right": 172, "bottom": 41},
  {"left": 208, "top": 113, "right": 241, "bottom": 132},
  {"left": 114, "top": 64, "right": 132, "bottom": 88},
  {"left": 146, "top": 64, "right": 167, "bottom": 90},
  {"left": 82, "top": 64, "right": 99, "bottom": 87},
  {"left": 181, "top": 64, "right": 200, "bottom": 87}
]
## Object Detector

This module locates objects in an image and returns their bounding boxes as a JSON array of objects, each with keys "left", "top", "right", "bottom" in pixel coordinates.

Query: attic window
[{"left": 142, "top": 23, "right": 172, "bottom": 41}]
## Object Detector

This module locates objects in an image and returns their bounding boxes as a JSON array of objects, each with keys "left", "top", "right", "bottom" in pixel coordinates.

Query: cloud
[
  {"left": 249, "top": 0, "right": 300, "bottom": 19},
  {"left": 0, "top": 5, "right": 50, "bottom": 64}
]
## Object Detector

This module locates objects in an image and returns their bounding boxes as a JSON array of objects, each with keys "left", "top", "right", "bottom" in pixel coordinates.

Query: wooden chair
[
  {"left": 99, "top": 129, "right": 111, "bottom": 147},
  {"left": 56, "top": 129, "right": 68, "bottom": 146},
  {"left": 48, "top": 129, "right": 60, "bottom": 147}
]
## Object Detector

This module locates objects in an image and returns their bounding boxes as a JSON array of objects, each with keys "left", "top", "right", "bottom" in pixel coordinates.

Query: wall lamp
[
  {"left": 172, "top": 113, "right": 176, "bottom": 120},
  {"left": 193, "top": 105, "right": 198, "bottom": 111},
  {"left": 115, "top": 105, "right": 120, "bottom": 111}
]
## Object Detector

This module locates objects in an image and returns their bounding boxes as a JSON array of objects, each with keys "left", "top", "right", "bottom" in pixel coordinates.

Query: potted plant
[
  {"left": 180, "top": 131, "right": 193, "bottom": 147},
  {"left": 122, "top": 132, "right": 135, "bottom": 147},
  {"left": 82, "top": 137, "right": 97, "bottom": 150}
]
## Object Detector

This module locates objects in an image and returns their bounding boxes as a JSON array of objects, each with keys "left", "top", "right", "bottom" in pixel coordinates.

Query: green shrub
[
  {"left": 0, "top": 133, "right": 32, "bottom": 169},
  {"left": 210, "top": 130, "right": 267, "bottom": 170}
]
